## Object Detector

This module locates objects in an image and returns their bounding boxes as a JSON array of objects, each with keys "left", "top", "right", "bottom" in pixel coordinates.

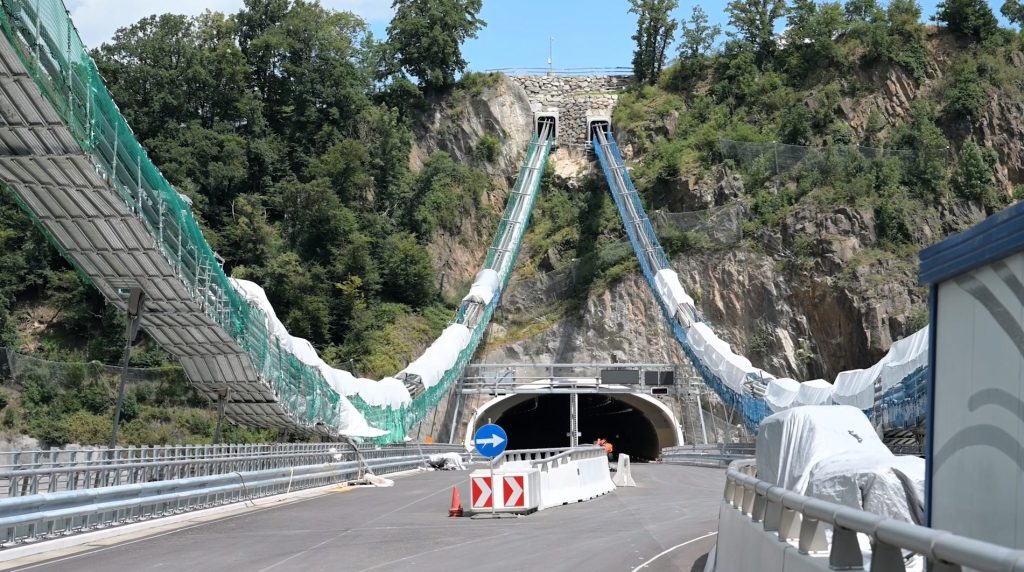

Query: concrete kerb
[{"left": 0, "top": 466, "right": 428, "bottom": 568}]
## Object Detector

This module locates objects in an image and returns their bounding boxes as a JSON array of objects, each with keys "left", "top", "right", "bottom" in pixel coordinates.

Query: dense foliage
[
  {"left": 386, "top": 0, "right": 486, "bottom": 91},
  {"left": 617, "top": 0, "right": 1020, "bottom": 255}
]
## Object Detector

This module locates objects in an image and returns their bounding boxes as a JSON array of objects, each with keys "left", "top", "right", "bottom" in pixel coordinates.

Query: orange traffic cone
[{"left": 448, "top": 486, "right": 463, "bottom": 517}]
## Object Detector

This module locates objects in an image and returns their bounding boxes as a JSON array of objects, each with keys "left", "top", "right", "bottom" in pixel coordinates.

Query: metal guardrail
[
  {"left": 661, "top": 443, "right": 755, "bottom": 468},
  {"left": 0, "top": 449, "right": 463, "bottom": 547},
  {"left": 500, "top": 448, "right": 571, "bottom": 464},
  {"left": 0, "top": 443, "right": 463, "bottom": 498},
  {"left": 529, "top": 446, "right": 607, "bottom": 471},
  {"left": 723, "top": 460, "right": 1024, "bottom": 572}
]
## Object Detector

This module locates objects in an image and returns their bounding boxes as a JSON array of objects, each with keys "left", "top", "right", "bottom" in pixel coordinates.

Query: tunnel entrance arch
[{"left": 466, "top": 390, "right": 682, "bottom": 461}]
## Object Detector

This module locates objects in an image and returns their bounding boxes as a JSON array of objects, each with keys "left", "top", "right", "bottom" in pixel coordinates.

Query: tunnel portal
[{"left": 489, "top": 394, "right": 667, "bottom": 461}]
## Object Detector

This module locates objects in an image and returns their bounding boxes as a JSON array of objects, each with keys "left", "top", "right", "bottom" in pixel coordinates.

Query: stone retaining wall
[{"left": 509, "top": 75, "right": 633, "bottom": 147}]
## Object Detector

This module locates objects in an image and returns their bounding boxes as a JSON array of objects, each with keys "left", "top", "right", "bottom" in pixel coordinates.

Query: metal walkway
[
  {"left": 0, "top": 0, "right": 552, "bottom": 439},
  {"left": 592, "top": 126, "right": 927, "bottom": 432}
]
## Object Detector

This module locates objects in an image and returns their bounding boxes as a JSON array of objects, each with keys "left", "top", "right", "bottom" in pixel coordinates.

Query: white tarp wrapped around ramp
[
  {"left": 228, "top": 278, "right": 410, "bottom": 436},
  {"left": 765, "top": 378, "right": 801, "bottom": 412},
  {"left": 687, "top": 322, "right": 713, "bottom": 361},
  {"left": 832, "top": 361, "right": 884, "bottom": 410},
  {"left": 462, "top": 269, "right": 500, "bottom": 305},
  {"left": 756, "top": 405, "right": 890, "bottom": 493},
  {"left": 879, "top": 326, "right": 929, "bottom": 393},
  {"left": 654, "top": 269, "right": 696, "bottom": 323},
  {"left": 719, "top": 352, "right": 755, "bottom": 393},
  {"left": 794, "top": 379, "right": 834, "bottom": 406},
  {"left": 401, "top": 324, "right": 472, "bottom": 389}
]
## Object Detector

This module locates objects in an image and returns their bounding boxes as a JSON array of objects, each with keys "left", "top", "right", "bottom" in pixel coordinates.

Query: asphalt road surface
[{"left": 13, "top": 464, "right": 724, "bottom": 572}]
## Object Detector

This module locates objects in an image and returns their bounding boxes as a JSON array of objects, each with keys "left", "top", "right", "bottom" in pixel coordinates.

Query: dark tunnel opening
[
  {"left": 589, "top": 119, "right": 610, "bottom": 142},
  {"left": 493, "top": 395, "right": 661, "bottom": 461},
  {"left": 536, "top": 115, "right": 557, "bottom": 141}
]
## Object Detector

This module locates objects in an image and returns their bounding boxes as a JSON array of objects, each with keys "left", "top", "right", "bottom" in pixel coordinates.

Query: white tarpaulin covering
[
  {"left": 401, "top": 324, "right": 472, "bottom": 389},
  {"left": 719, "top": 352, "right": 755, "bottom": 393},
  {"left": 687, "top": 322, "right": 713, "bottom": 360},
  {"left": 833, "top": 361, "right": 884, "bottom": 410},
  {"left": 462, "top": 269, "right": 500, "bottom": 305},
  {"left": 756, "top": 405, "right": 890, "bottom": 492},
  {"left": 794, "top": 378, "right": 834, "bottom": 406},
  {"left": 230, "top": 278, "right": 392, "bottom": 436},
  {"left": 765, "top": 378, "right": 801, "bottom": 412},
  {"left": 879, "top": 326, "right": 929, "bottom": 393},
  {"left": 654, "top": 269, "right": 695, "bottom": 312},
  {"left": 807, "top": 453, "right": 925, "bottom": 523}
]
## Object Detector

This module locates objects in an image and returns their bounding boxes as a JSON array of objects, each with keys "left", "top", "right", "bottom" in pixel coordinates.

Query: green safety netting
[
  {"left": 0, "top": 0, "right": 550, "bottom": 441},
  {"left": 361, "top": 134, "right": 551, "bottom": 442}
]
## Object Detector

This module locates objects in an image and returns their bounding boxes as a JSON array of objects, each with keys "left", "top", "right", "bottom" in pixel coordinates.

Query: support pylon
[{"left": 448, "top": 486, "right": 463, "bottom": 517}]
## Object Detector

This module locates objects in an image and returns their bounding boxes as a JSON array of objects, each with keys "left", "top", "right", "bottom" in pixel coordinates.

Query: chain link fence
[
  {"left": 719, "top": 139, "right": 914, "bottom": 174},
  {"left": 650, "top": 202, "right": 745, "bottom": 246},
  {"left": 1, "top": 348, "right": 188, "bottom": 389}
]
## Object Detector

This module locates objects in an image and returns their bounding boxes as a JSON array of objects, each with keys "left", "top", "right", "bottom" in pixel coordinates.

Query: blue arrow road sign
[{"left": 473, "top": 423, "right": 508, "bottom": 458}]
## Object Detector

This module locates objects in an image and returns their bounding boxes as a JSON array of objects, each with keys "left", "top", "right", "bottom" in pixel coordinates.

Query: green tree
[
  {"left": 725, "top": 0, "right": 788, "bottom": 65},
  {"left": 935, "top": 0, "right": 999, "bottom": 41},
  {"left": 944, "top": 59, "right": 987, "bottom": 119},
  {"left": 679, "top": 6, "right": 720, "bottom": 59},
  {"left": 628, "top": 0, "right": 680, "bottom": 85},
  {"left": 378, "top": 233, "right": 437, "bottom": 307},
  {"left": 784, "top": 0, "right": 847, "bottom": 82},
  {"left": 953, "top": 141, "right": 999, "bottom": 207},
  {"left": 891, "top": 103, "right": 950, "bottom": 199},
  {"left": 386, "top": 0, "right": 486, "bottom": 91},
  {"left": 1002, "top": 0, "right": 1024, "bottom": 28},
  {"left": 671, "top": 5, "right": 720, "bottom": 86}
]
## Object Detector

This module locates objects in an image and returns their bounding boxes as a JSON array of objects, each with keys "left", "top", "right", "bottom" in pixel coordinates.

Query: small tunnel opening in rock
[
  {"left": 492, "top": 394, "right": 661, "bottom": 461},
  {"left": 588, "top": 119, "right": 610, "bottom": 143},
  {"left": 535, "top": 115, "right": 557, "bottom": 141}
]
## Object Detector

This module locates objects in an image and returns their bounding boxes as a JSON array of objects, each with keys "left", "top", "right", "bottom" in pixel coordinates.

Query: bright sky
[{"left": 67, "top": 0, "right": 1008, "bottom": 70}]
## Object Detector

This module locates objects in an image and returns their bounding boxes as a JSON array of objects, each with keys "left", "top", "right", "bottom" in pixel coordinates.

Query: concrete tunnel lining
[{"left": 465, "top": 388, "right": 682, "bottom": 461}]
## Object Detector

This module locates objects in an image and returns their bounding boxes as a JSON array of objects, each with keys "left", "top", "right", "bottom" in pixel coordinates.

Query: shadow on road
[{"left": 690, "top": 551, "right": 709, "bottom": 572}]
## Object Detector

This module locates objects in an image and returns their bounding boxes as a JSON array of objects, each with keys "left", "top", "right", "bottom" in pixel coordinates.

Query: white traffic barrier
[
  {"left": 532, "top": 447, "right": 615, "bottom": 509},
  {"left": 612, "top": 454, "right": 636, "bottom": 487}
]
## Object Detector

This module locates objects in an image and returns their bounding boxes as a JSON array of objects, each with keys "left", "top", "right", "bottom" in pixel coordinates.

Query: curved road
[{"left": 11, "top": 464, "right": 723, "bottom": 572}]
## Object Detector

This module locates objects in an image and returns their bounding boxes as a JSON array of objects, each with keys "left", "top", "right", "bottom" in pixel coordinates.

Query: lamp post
[{"left": 110, "top": 288, "right": 146, "bottom": 451}]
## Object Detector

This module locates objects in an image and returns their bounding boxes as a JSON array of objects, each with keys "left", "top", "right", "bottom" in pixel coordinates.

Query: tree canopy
[
  {"left": 386, "top": 0, "right": 486, "bottom": 91},
  {"left": 629, "top": 0, "right": 679, "bottom": 85}
]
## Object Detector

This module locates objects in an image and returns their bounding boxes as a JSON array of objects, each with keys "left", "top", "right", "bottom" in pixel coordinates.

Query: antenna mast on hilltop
[{"left": 547, "top": 37, "right": 553, "bottom": 76}]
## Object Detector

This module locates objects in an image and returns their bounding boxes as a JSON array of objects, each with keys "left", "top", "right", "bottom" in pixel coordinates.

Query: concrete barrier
[
  {"left": 531, "top": 446, "right": 614, "bottom": 509},
  {"left": 612, "top": 454, "right": 636, "bottom": 487}
]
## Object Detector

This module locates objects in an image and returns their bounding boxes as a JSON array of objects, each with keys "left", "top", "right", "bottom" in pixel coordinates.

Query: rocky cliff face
[
  {"left": 413, "top": 62, "right": 993, "bottom": 383},
  {"left": 411, "top": 76, "right": 535, "bottom": 297}
]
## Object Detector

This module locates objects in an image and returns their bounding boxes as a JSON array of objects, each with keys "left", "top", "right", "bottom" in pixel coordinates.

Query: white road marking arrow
[
  {"left": 504, "top": 476, "right": 523, "bottom": 507},
  {"left": 474, "top": 434, "right": 505, "bottom": 448}
]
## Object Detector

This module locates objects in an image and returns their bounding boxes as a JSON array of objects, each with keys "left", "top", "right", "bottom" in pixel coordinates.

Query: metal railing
[
  {"left": 500, "top": 448, "right": 571, "bottom": 464},
  {"left": 661, "top": 443, "right": 755, "bottom": 468},
  {"left": 529, "top": 446, "right": 607, "bottom": 471},
  {"left": 722, "top": 460, "right": 1024, "bottom": 571},
  {"left": 0, "top": 443, "right": 463, "bottom": 498},
  {"left": 0, "top": 448, "right": 464, "bottom": 547}
]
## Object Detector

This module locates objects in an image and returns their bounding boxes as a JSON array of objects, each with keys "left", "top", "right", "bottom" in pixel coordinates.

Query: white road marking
[{"left": 631, "top": 531, "right": 718, "bottom": 572}]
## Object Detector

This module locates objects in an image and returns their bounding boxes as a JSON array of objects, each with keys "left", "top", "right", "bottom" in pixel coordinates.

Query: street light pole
[{"left": 110, "top": 288, "right": 146, "bottom": 451}]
